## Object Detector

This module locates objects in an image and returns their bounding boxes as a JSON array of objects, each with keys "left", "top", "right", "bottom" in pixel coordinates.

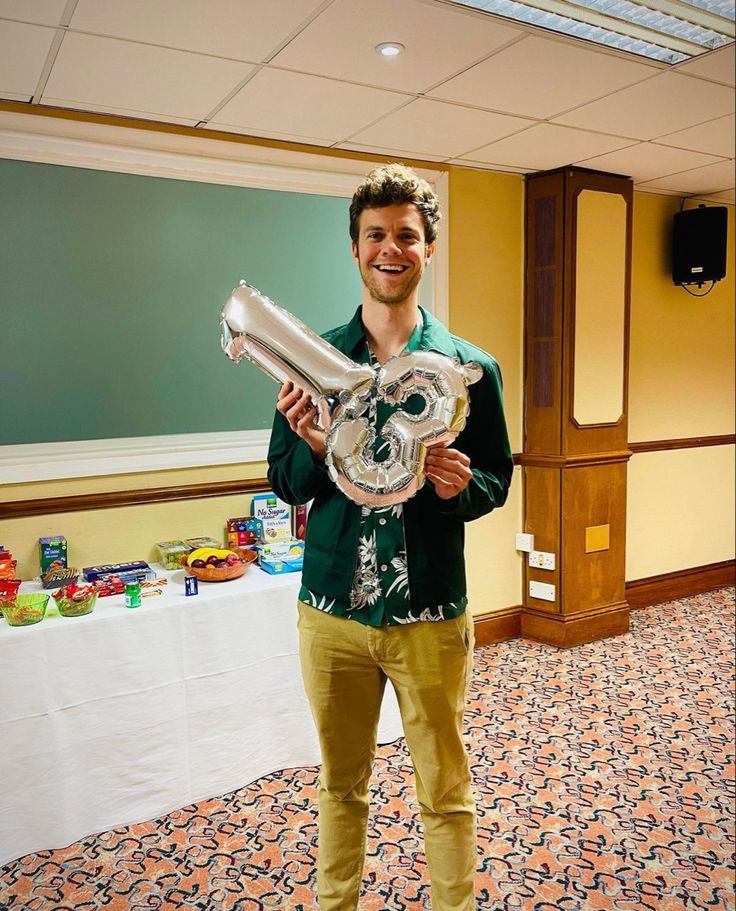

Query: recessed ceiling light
[{"left": 375, "top": 42, "right": 405, "bottom": 57}]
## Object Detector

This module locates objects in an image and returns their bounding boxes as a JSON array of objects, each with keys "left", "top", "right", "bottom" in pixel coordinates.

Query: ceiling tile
[
  {"left": 674, "top": 43, "right": 735, "bottom": 86},
  {"left": 196, "top": 121, "right": 330, "bottom": 144},
  {"left": 41, "top": 99, "right": 201, "bottom": 126},
  {"left": 210, "top": 68, "right": 409, "bottom": 144},
  {"left": 465, "top": 123, "right": 634, "bottom": 170},
  {"left": 447, "top": 158, "right": 532, "bottom": 173},
  {"left": 43, "top": 32, "right": 253, "bottom": 121},
  {"left": 271, "top": 0, "right": 522, "bottom": 93},
  {"left": 0, "top": 19, "right": 55, "bottom": 96},
  {"left": 701, "top": 188, "right": 735, "bottom": 204},
  {"left": 69, "top": 0, "right": 323, "bottom": 63},
  {"left": 555, "top": 71, "right": 735, "bottom": 140},
  {"left": 0, "top": 0, "right": 66, "bottom": 25},
  {"left": 430, "top": 34, "right": 656, "bottom": 119},
  {"left": 334, "top": 141, "right": 448, "bottom": 162},
  {"left": 576, "top": 142, "right": 725, "bottom": 182},
  {"left": 656, "top": 114, "right": 735, "bottom": 159},
  {"left": 638, "top": 158, "right": 735, "bottom": 194},
  {"left": 349, "top": 98, "right": 533, "bottom": 160}
]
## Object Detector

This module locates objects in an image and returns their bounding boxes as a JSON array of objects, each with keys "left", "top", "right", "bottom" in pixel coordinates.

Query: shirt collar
[{"left": 344, "top": 305, "right": 456, "bottom": 359}]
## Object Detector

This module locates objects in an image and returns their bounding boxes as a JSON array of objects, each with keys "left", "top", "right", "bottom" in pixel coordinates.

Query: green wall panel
[{"left": 0, "top": 159, "right": 365, "bottom": 445}]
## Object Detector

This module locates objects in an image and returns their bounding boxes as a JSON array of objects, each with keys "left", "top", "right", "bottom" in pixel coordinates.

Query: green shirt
[
  {"left": 267, "top": 306, "right": 513, "bottom": 627},
  {"left": 299, "top": 318, "right": 468, "bottom": 626}
]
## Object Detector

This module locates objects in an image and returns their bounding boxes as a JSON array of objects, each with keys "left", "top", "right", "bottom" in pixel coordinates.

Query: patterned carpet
[{"left": 2, "top": 588, "right": 734, "bottom": 911}]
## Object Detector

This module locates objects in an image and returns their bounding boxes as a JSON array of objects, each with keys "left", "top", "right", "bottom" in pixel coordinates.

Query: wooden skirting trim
[
  {"left": 473, "top": 607, "right": 522, "bottom": 646},
  {"left": 0, "top": 478, "right": 272, "bottom": 519},
  {"left": 629, "top": 435, "right": 734, "bottom": 453},
  {"left": 626, "top": 560, "right": 735, "bottom": 610},
  {"left": 474, "top": 561, "right": 735, "bottom": 646}
]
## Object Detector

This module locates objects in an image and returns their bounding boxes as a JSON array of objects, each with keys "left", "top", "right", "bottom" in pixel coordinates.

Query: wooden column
[{"left": 521, "top": 167, "right": 632, "bottom": 647}]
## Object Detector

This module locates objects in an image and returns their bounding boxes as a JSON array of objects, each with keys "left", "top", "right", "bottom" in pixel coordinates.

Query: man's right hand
[{"left": 276, "top": 381, "right": 329, "bottom": 459}]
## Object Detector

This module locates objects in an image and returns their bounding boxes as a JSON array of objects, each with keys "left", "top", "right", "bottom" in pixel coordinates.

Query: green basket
[{"left": 1, "top": 593, "right": 49, "bottom": 627}]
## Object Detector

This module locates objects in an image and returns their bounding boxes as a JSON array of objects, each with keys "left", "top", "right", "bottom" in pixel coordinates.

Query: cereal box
[{"left": 39, "top": 536, "right": 67, "bottom": 574}]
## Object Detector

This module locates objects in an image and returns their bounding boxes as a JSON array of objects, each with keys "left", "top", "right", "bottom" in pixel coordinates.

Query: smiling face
[{"left": 352, "top": 203, "right": 435, "bottom": 307}]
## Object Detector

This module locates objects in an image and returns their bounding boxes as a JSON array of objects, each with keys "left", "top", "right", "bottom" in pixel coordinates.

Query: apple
[
  {"left": 206, "top": 555, "right": 219, "bottom": 566},
  {"left": 191, "top": 559, "right": 206, "bottom": 568}
]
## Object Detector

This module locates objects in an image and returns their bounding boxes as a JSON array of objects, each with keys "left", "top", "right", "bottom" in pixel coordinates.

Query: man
[{"left": 267, "top": 164, "right": 513, "bottom": 911}]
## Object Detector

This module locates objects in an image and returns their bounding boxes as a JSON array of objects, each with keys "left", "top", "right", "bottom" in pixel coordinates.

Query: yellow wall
[
  {"left": 627, "top": 446, "right": 735, "bottom": 579},
  {"left": 447, "top": 167, "right": 525, "bottom": 613},
  {"left": 2, "top": 461, "right": 269, "bottom": 580},
  {"left": 629, "top": 194, "right": 735, "bottom": 442},
  {"left": 1, "top": 158, "right": 527, "bottom": 609},
  {"left": 627, "top": 193, "right": 735, "bottom": 580}
]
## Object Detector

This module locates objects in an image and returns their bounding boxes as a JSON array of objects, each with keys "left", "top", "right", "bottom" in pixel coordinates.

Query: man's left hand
[{"left": 425, "top": 447, "right": 472, "bottom": 500}]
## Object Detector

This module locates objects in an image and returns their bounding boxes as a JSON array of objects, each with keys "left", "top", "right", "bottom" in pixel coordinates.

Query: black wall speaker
[{"left": 672, "top": 205, "right": 728, "bottom": 286}]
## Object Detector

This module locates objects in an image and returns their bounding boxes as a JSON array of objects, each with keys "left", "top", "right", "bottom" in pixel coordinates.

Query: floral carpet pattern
[{"left": 2, "top": 588, "right": 734, "bottom": 911}]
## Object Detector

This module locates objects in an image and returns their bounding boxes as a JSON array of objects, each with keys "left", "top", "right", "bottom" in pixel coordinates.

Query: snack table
[{"left": 0, "top": 565, "right": 403, "bottom": 867}]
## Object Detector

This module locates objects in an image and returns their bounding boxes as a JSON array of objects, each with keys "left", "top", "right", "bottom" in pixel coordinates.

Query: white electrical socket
[
  {"left": 516, "top": 533, "right": 534, "bottom": 553},
  {"left": 529, "top": 550, "right": 555, "bottom": 571},
  {"left": 529, "top": 580, "right": 556, "bottom": 602}
]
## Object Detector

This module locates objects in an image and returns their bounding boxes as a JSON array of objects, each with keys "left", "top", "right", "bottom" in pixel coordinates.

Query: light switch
[
  {"left": 516, "top": 533, "right": 534, "bottom": 553},
  {"left": 529, "top": 580, "right": 556, "bottom": 602}
]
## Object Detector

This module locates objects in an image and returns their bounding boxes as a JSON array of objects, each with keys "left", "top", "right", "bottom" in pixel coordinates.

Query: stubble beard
[{"left": 359, "top": 263, "right": 422, "bottom": 306}]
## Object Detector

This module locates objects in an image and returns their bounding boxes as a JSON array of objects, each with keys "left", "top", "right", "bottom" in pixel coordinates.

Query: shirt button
[
  {"left": 380, "top": 564, "right": 388, "bottom": 572},
  {"left": 379, "top": 518, "right": 387, "bottom": 526}
]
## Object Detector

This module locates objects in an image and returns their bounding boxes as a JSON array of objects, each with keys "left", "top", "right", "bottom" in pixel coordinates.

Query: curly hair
[{"left": 349, "top": 164, "right": 441, "bottom": 244}]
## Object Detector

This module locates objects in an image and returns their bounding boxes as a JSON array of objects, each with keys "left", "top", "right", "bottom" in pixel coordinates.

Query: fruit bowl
[
  {"left": 1, "top": 593, "right": 49, "bottom": 627},
  {"left": 180, "top": 550, "right": 257, "bottom": 582}
]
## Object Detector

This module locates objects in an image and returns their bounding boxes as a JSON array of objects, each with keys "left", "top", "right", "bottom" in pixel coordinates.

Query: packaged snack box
[
  {"left": 39, "top": 536, "right": 67, "bottom": 574},
  {"left": 293, "top": 503, "right": 309, "bottom": 541},
  {"left": 251, "top": 494, "right": 291, "bottom": 542},
  {"left": 257, "top": 539, "right": 304, "bottom": 560},
  {"left": 259, "top": 554, "right": 303, "bottom": 575},
  {"left": 83, "top": 561, "right": 155, "bottom": 583},
  {"left": 41, "top": 567, "right": 79, "bottom": 589},
  {"left": 226, "top": 517, "right": 264, "bottom": 548}
]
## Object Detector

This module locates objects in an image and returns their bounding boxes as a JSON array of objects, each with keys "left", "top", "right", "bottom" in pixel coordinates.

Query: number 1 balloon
[{"left": 220, "top": 281, "right": 482, "bottom": 508}]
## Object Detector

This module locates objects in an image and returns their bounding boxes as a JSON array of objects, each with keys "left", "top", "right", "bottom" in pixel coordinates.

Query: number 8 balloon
[{"left": 221, "top": 281, "right": 482, "bottom": 508}]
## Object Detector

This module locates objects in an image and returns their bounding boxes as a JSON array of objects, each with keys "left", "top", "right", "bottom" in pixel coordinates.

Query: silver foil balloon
[
  {"left": 221, "top": 281, "right": 374, "bottom": 422},
  {"left": 326, "top": 351, "right": 483, "bottom": 508},
  {"left": 220, "top": 281, "right": 482, "bottom": 508}
]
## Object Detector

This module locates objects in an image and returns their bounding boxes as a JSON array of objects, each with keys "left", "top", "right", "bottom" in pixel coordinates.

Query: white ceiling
[{"left": 0, "top": 0, "right": 733, "bottom": 201}]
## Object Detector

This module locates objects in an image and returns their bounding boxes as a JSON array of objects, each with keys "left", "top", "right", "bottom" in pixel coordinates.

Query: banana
[{"left": 187, "top": 547, "right": 237, "bottom": 566}]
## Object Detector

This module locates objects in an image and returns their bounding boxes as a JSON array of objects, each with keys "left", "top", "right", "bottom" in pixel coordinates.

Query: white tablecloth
[{"left": 0, "top": 566, "right": 403, "bottom": 866}]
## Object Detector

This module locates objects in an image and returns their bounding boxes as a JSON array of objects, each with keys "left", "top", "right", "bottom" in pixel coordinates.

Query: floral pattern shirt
[{"left": 298, "top": 318, "right": 468, "bottom": 628}]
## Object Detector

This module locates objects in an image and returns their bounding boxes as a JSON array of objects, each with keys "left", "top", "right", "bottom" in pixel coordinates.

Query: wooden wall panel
[
  {"left": 523, "top": 466, "right": 560, "bottom": 614},
  {"left": 562, "top": 463, "right": 627, "bottom": 614},
  {"left": 525, "top": 174, "right": 564, "bottom": 455},
  {"left": 562, "top": 171, "right": 633, "bottom": 457}
]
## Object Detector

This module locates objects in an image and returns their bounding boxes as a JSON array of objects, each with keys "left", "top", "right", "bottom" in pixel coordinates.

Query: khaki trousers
[{"left": 297, "top": 601, "right": 477, "bottom": 911}]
